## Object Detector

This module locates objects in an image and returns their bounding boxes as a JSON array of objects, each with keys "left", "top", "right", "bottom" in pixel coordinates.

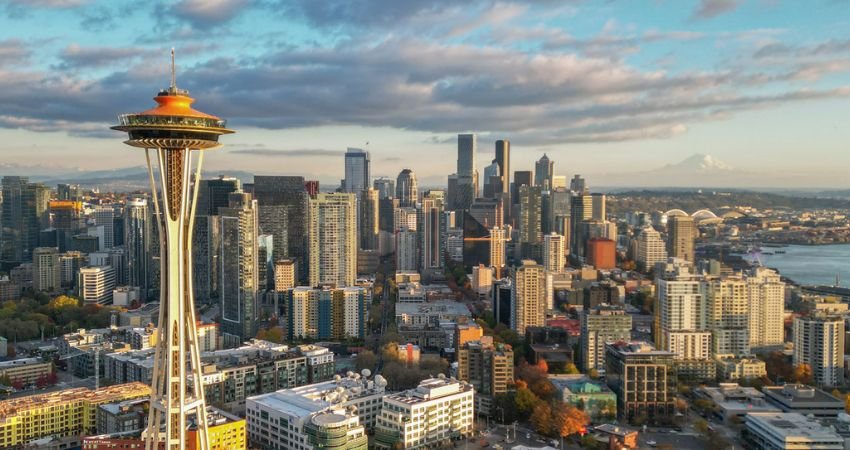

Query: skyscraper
[
  {"left": 192, "top": 214, "right": 220, "bottom": 305},
  {"left": 253, "top": 176, "right": 309, "bottom": 284},
  {"left": 746, "top": 267, "right": 785, "bottom": 350},
  {"left": 495, "top": 140, "right": 510, "bottom": 195},
  {"left": 93, "top": 206, "right": 116, "bottom": 249},
  {"left": 569, "top": 193, "right": 593, "bottom": 255},
  {"left": 591, "top": 193, "right": 606, "bottom": 221},
  {"left": 482, "top": 160, "right": 501, "bottom": 198},
  {"left": 396, "top": 169, "right": 418, "bottom": 207},
  {"left": 1, "top": 177, "right": 49, "bottom": 266},
  {"left": 511, "top": 260, "right": 547, "bottom": 334},
  {"left": 373, "top": 177, "right": 395, "bottom": 200},
  {"left": 220, "top": 191, "right": 259, "bottom": 347},
  {"left": 518, "top": 185, "right": 542, "bottom": 260},
  {"left": 359, "top": 188, "right": 379, "bottom": 251},
  {"left": 112, "top": 55, "right": 234, "bottom": 450},
  {"left": 455, "top": 134, "right": 478, "bottom": 211},
  {"left": 419, "top": 197, "right": 443, "bottom": 271},
  {"left": 197, "top": 176, "right": 240, "bottom": 216},
  {"left": 344, "top": 148, "right": 371, "bottom": 194},
  {"left": 124, "top": 198, "right": 151, "bottom": 300},
  {"left": 309, "top": 193, "right": 357, "bottom": 287},
  {"left": 667, "top": 215, "right": 696, "bottom": 263},
  {"left": 570, "top": 174, "right": 587, "bottom": 193},
  {"left": 534, "top": 154, "right": 554, "bottom": 189}
]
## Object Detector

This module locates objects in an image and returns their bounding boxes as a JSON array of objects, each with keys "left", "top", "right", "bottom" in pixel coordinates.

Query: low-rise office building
[
  {"left": 762, "top": 384, "right": 844, "bottom": 418},
  {"left": 374, "top": 377, "right": 475, "bottom": 449},
  {"left": 696, "top": 383, "right": 780, "bottom": 421},
  {"left": 605, "top": 341, "right": 677, "bottom": 424},
  {"left": 746, "top": 412, "right": 844, "bottom": 450},
  {"left": 0, "top": 358, "right": 53, "bottom": 387},
  {"left": 550, "top": 375, "right": 617, "bottom": 423}
]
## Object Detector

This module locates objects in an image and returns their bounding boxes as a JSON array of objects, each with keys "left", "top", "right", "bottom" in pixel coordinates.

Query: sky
[{"left": 1, "top": 0, "right": 849, "bottom": 188}]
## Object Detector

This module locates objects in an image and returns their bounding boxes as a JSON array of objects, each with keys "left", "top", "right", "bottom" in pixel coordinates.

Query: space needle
[{"left": 112, "top": 50, "right": 234, "bottom": 450}]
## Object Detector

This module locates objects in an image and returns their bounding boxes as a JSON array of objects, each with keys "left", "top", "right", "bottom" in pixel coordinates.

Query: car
[{"left": 647, "top": 440, "right": 657, "bottom": 447}]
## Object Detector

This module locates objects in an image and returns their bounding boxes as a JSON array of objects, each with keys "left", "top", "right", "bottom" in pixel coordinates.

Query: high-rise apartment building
[
  {"left": 490, "top": 227, "right": 508, "bottom": 278},
  {"left": 705, "top": 277, "right": 750, "bottom": 357},
  {"left": 587, "top": 238, "right": 616, "bottom": 270},
  {"left": 511, "top": 260, "right": 547, "bottom": 334},
  {"left": 32, "top": 247, "right": 60, "bottom": 292},
  {"left": 794, "top": 313, "right": 845, "bottom": 387},
  {"left": 635, "top": 227, "right": 667, "bottom": 272},
  {"left": 253, "top": 176, "right": 309, "bottom": 284},
  {"left": 273, "top": 259, "right": 296, "bottom": 291},
  {"left": 344, "top": 147, "right": 371, "bottom": 193},
  {"left": 309, "top": 193, "right": 357, "bottom": 287},
  {"left": 581, "top": 305, "right": 632, "bottom": 373},
  {"left": 284, "top": 286, "right": 370, "bottom": 340},
  {"left": 124, "top": 198, "right": 151, "bottom": 300},
  {"left": 543, "top": 233, "right": 566, "bottom": 273},
  {"left": 747, "top": 267, "right": 785, "bottom": 350},
  {"left": 534, "top": 154, "right": 554, "bottom": 189},
  {"left": 395, "top": 169, "right": 418, "bottom": 207},
  {"left": 79, "top": 265, "right": 116, "bottom": 305},
  {"left": 359, "top": 188, "right": 379, "bottom": 251},
  {"left": 591, "top": 193, "right": 606, "bottom": 221},
  {"left": 606, "top": 341, "right": 677, "bottom": 424},
  {"left": 457, "top": 338, "right": 514, "bottom": 415},
  {"left": 219, "top": 192, "right": 259, "bottom": 347},
  {"left": 395, "top": 228, "right": 418, "bottom": 272},
  {"left": 667, "top": 215, "right": 696, "bottom": 263}
]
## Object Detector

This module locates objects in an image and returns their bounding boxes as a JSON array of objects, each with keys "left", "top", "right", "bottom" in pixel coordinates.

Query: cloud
[
  {"left": 169, "top": 0, "right": 251, "bottom": 28},
  {"left": 228, "top": 148, "right": 343, "bottom": 157},
  {"left": 691, "top": 0, "right": 744, "bottom": 20},
  {"left": 57, "top": 44, "right": 149, "bottom": 69},
  {"left": 7, "top": 0, "right": 88, "bottom": 8},
  {"left": 0, "top": 40, "right": 30, "bottom": 66}
]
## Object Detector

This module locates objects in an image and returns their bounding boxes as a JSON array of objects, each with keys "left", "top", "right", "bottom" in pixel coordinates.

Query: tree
[
  {"left": 265, "top": 327, "right": 284, "bottom": 343},
  {"left": 694, "top": 419, "right": 709, "bottom": 434},
  {"left": 588, "top": 368, "right": 599, "bottom": 379},
  {"left": 845, "top": 394, "right": 850, "bottom": 414},
  {"left": 676, "top": 398, "right": 689, "bottom": 414},
  {"left": 536, "top": 359, "right": 549, "bottom": 374},
  {"left": 530, "top": 403, "right": 553, "bottom": 435},
  {"left": 514, "top": 383, "right": 541, "bottom": 419},
  {"left": 551, "top": 402, "right": 589, "bottom": 437},
  {"left": 793, "top": 364, "right": 813, "bottom": 385},
  {"left": 355, "top": 350, "right": 377, "bottom": 371},
  {"left": 564, "top": 362, "right": 580, "bottom": 375}
]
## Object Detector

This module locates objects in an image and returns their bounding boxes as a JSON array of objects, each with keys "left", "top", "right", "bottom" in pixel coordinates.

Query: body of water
[{"left": 744, "top": 244, "right": 850, "bottom": 286}]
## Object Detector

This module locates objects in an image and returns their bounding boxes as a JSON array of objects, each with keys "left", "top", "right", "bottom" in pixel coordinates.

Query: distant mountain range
[{"left": 591, "top": 153, "right": 833, "bottom": 189}]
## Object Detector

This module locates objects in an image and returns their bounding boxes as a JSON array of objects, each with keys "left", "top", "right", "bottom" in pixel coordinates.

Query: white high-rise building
[
  {"left": 747, "top": 267, "right": 785, "bottom": 350},
  {"left": 542, "top": 233, "right": 566, "bottom": 273},
  {"left": 656, "top": 261, "right": 705, "bottom": 350},
  {"left": 93, "top": 206, "right": 115, "bottom": 249},
  {"left": 706, "top": 277, "right": 750, "bottom": 357},
  {"left": 374, "top": 377, "right": 475, "bottom": 449},
  {"left": 489, "top": 227, "right": 508, "bottom": 278},
  {"left": 511, "top": 260, "right": 547, "bottom": 334},
  {"left": 78, "top": 265, "right": 116, "bottom": 305},
  {"left": 219, "top": 192, "right": 259, "bottom": 347},
  {"left": 309, "top": 193, "right": 357, "bottom": 287},
  {"left": 635, "top": 227, "right": 667, "bottom": 272},
  {"left": 396, "top": 228, "right": 418, "bottom": 272},
  {"left": 794, "top": 314, "right": 845, "bottom": 387}
]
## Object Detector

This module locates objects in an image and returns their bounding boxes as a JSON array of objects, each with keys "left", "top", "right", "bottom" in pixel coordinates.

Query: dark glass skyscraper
[
  {"left": 253, "top": 176, "right": 309, "bottom": 284},
  {"left": 344, "top": 148, "right": 370, "bottom": 193},
  {"left": 534, "top": 154, "right": 554, "bottom": 190},
  {"left": 0, "top": 176, "right": 49, "bottom": 267},
  {"left": 219, "top": 191, "right": 259, "bottom": 347},
  {"left": 197, "top": 176, "right": 241, "bottom": 216},
  {"left": 124, "top": 198, "right": 151, "bottom": 300}
]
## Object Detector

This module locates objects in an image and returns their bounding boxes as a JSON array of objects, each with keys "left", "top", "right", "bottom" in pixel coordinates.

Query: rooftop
[
  {"left": 384, "top": 377, "right": 472, "bottom": 405},
  {"left": 0, "top": 382, "right": 150, "bottom": 417},
  {"left": 396, "top": 301, "right": 471, "bottom": 317},
  {"left": 747, "top": 412, "right": 843, "bottom": 440},
  {"left": 248, "top": 372, "right": 388, "bottom": 419}
]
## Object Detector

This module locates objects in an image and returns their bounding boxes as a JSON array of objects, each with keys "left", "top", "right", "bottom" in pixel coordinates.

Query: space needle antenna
[{"left": 170, "top": 48, "right": 176, "bottom": 90}]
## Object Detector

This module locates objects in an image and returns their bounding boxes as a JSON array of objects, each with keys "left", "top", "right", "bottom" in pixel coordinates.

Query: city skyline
[{"left": 1, "top": 1, "right": 850, "bottom": 187}]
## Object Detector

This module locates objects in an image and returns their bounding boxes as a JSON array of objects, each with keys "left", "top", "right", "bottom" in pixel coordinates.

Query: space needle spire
[{"left": 112, "top": 50, "right": 234, "bottom": 450}]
